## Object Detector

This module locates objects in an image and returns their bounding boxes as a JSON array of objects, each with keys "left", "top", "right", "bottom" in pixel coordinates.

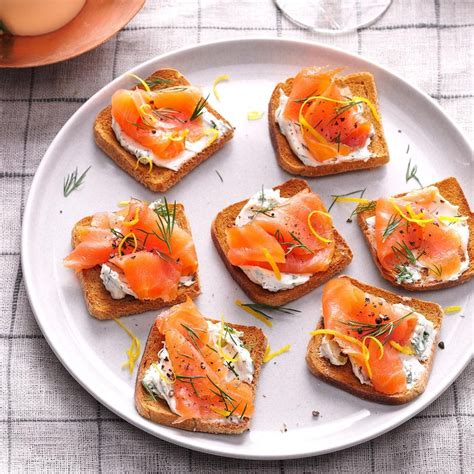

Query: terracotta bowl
[{"left": 0, "top": 0, "right": 145, "bottom": 68}]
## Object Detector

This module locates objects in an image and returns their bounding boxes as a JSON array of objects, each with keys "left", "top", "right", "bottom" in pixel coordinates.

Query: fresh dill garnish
[
  {"left": 348, "top": 200, "right": 376, "bottom": 221},
  {"left": 405, "top": 158, "right": 423, "bottom": 188},
  {"left": 63, "top": 166, "right": 91, "bottom": 197},
  {"left": 206, "top": 375, "right": 235, "bottom": 408},
  {"left": 180, "top": 323, "right": 202, "bottom": 352},
  {"left": 341, "top": 311, "right": 414, "bottom": 342},
  {"left": 250, "top": 186, "right": 278, "bottom": 218},
  {"left": 215, "top": 169, "right": 224, "bottom": 183},
  {"left": 126, "top": 119, "right": 150, "bottom": 130},
  {"left": 240, "top": 402, "right": 248, "bottom": 419},
  {"left": 237, "top": 302, "right": 301, "bottom": 322},
  {"left": 189, "top": 94, "right": 209, "bottom": 121},
  {"left": 406, "top": 144, "right": 410, "bottom": 154},
  {"left": 177, "top": 352, "right": 194, "bottom": 360},
  {"left": 395, "top": 264, "right": 415, "bottom": 283},
  {"left": 391, "top": 241, "right": 424, "bottom": 265},
  {"left": 141, "top": 380, "right": 157, "bottom": 401},
  {"left": 382, "top": 214, "right": 402, "bottom": 241},
  {"left": 274, "top": 229, "right": 314, "bottom": 255},
  {"left": 153, "top": 107, "right": 185, "bottom": 123},
  {"left": 152, "top": 197, "right": 176, "bottom": 254},
  {"left": 175, "top": 375, "right": 205, "bottom": 397},
  {"left": 428, "top": 263, "right": 443, "bottom": 278},
  {"left": 210, "top": 119, "right": 218, "bottom": 129},
  {"left": 328, "top": 188, "right": 366, "bottom": 212},
  {"left": 145, "top": 77, "right": 171, "bottom": 88},
  {"left": 0, "top": 21, "right": 11, "bottom": 34}
]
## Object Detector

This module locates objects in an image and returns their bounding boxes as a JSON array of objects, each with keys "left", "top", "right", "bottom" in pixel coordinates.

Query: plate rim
[{"left": 21, "top": 36, "right": 473, "bottom": 460}]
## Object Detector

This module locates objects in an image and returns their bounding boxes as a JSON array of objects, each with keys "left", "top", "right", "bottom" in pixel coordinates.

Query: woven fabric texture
[{"left": 0, "top": 0, "right": 472, "bottom": 471}]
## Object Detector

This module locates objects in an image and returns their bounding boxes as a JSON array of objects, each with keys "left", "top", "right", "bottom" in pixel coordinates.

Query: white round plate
[{"left": 22, "top": 38, "right": 473, "bottom": 460}]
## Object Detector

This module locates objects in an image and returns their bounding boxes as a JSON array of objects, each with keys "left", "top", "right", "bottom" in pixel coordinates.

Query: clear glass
[{"left": 275, "top": 0, "right": 393, "bottom": 34}]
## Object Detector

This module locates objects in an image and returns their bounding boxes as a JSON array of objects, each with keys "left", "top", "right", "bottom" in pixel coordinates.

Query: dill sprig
[
  {"left": 428, "top": 263, "right": 443, "bottom": 278},
  {"left": 249, "top": 186, "right": 279, "bottom": 218},
  {"left": 153, "top": 107, "right": 185, "bottom": 123},
  {"left": 349, "top": 200, "right": 376, "bottom": 221},
  {"left": 391, "top": 241, "right": 424, "bottom": 265},
  {"left": 328, "top": 188, "right": 366, "bottom": 212},
  {"left": 145, "top": 77, "right": 171, "bottom": 88},
  {"left": 63, "top": 166, "right": 91, "bottom": 197},
  {"left": 152, "top": 197, "right": 176, "bottom": 254},
  {"left": 175, "top": 375, "right": 205, "bottom": 397},
  {"left": 341, "top": 311, "right": 414, "bottom": 342},
  {"left": 274, "top": 229, "right": 314, "bottom": 255},
  {"left": 382, "top": 215, "right": 402, "bottom": 241},
  {"left": 238, "top": 302, "right": 301, "bottom": 322},
  {"left": 180, "top": 323, "right": 203, "bottom": 352},
  {"left": 406, "top": 159, "right": 423, "bottom": 188},
  {"left": 395, "top": 264, "right": 415, "bottom": 283},
  {"left": 189, "top": 94, "right": 209, "bottom": 121},
  {"left": 206, "top": 375, "right": 235, "bottom": 410}
]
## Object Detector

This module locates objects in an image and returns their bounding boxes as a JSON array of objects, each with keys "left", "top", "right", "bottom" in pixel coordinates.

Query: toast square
[
  {"left": 269, "top": 72, "right": 389, "bottom": 177},
  {"left": 94, "top": 68, "right": 234, "bottom": 192},
  {"left": 306, "top": 276, "right": 443, "bottom": 404},
  {"left": 357, "top": 176, "right": 474, "bottom": 291},
  {"left": 135, "top": 314, "right": 267, "bottom": 434},
  {"left": 71, "top": 204, "right": 200, "bottom": 320},
  {"left": 211, "top": 178, "right": 353, "bottom": 306}
]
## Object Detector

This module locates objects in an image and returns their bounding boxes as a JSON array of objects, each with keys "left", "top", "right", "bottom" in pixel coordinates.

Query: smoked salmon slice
[
  {"left": 373, "top": 186, "right": 467, "bottom": 281},
  {"left": 64, "top": 199, "right": 198, "bottom": 301},
  {"left": 226, "top": 188, "right": 335, "bottom": 275},
  {"left": 322, "top": 277, "right": 418, "bottom": 395},
  {"left": 155, "top": 298, "right": 254, "bottom": 421},
  {"left": 283, "top": 66, "right": 373, "bottom": 162},
  {"left": 111, "top": 85, "right": 206, "bottom": 160}
]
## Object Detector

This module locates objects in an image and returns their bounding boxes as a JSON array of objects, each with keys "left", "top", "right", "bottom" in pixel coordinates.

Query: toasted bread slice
[
  {"left": 306, "top": 276, "right": 443, "bottom": 404},
  {"left": 269, "top": 72, "right": 389, "bottom": 177},
  {"left": 211, "top": 178, "right": 353, "bottom": 306},
  {"left": 357, "top": 177, "right": 474, "bottom": 291},
  {"left": 135, "top": 314, "right": 267, "bottom": 434},
  {"left": 94, "top": 68, "right": 234, "bottom": 192},
  {"left": 71, "top": 204, "right": 200, "bottom": 320}
]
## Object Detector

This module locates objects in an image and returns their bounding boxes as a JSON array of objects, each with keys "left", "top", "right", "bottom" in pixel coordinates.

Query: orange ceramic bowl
[{"left": 0, "top": 0, "right": 145, "bottom": 68}]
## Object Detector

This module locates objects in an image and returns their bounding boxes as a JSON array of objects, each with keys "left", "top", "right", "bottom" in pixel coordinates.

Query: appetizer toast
[
  {"left": 306, "top": 276, "right": 443, "bottom": 404},
  {"left": 357, "top": 177, "right": 474, "bottom": 291},
  {"left": 211, "top": 178, "right": 353, "bottom": 306},
  {"left": 94, "top": 68, "right": 234, "bottom": 192},
  {"left": 65, "top": 200, "right": 200, "bottom": 319},
  {"left": 269, "top": 69, "right": 389, "bottom": 177},
  {"left": 135, "top": 299, "right": 267, "bottom": 434}
]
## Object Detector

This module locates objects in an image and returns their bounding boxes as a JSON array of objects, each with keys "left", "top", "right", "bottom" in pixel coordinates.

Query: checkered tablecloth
[{"left": 1, "top": 0, "right": 472, "bottom": 471}]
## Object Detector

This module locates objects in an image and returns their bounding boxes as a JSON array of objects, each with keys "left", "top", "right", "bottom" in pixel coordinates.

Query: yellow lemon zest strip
[
  {"left": 262, "top": 248, "right": 282, "bottom": 281},
  {"left": 390, "top": 199, "right": 434, "bottom": 227},
  {"left": 217, "top": 314, "right": 240, "bottom": 363},
  {"left": 438, "top": 216, "right": 468, "bottom": 223},
  {"left": 235, "top": 299, "right": 273, "bottom": 328},
  {"left": 118, "top": 200, "right": 130, "bottom": 207},
  {"left": 210, "top": 406, "right": 232, "bottom": 417},
  {"left": 298, "top": 96, "right": 331, "bottom": 145},
  {"left": 113, "top": 318, "right": 141, "bottom": 374},
  {"left": 138, "top": 103, "right": 158, "bottom": 127},
  {"left": 444, "top": 305, "right": 462, "bottom": 314},
  {"left": 127, "top": 73, "right": 151, "bottom": 93},
  {"left": 334, "top": 197, "right": 371, "bottom": 204},
  {"left": 363, "top": 335, "right": 384, "bottom": 360},
  {"left": 263, "top": 344, "right": 291, "bottom": 363},
  {"left": 118, "top": 232, "right": 137, "bottom": 257},
  {"left": 389, "top": 340, "right": 414, "bottom": 355},
  {"left": 204, "top": 127, "right": 219, "bottom": 146},
  {"left": 307, "top": 210, "right": 333, "bottom": 244},
  {"left": 351, "top": 95, "right": 381, "bottom": 123},
  {"left": 310, "top": 329, "right": 372, "bottom": 379},
  {"left": 212, "top": 74, "right": 230, "bottom": 101},
  {"left": 122, "top": 207, "right": 140, "bottom": 227},
  {"left": 247, "top": 111, "right": 264, "bottom": 120},
  {"left": 134, "top": 156, "right": 153, "bottom": 174},
  {"left": 168, "top": 129, "right": 189, "bottom": 142}
]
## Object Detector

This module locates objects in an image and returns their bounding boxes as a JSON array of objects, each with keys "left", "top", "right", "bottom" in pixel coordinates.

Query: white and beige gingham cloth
[{"left": 1, "top": 0, "right": 472, "bottom": 471}]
